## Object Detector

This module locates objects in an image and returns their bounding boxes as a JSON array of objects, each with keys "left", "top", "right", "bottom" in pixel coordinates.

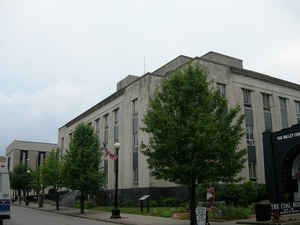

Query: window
[
  {"left": 243, "top": 89, "right": 255, "bottom": 146},
  {"left": 95, "top": 118, "right": 100, "bottom": 137},
  {"left": 114, "top": 109, "right": 119, "bottom": 143},
  {"left": 104, "top": 159, "right": 108, "bottom": 186},
  {"left": 249, "top": 163, "right": 256, "bottom": 180},
  {"left": 20, "top": 150, "right": 28, "bottom": 165},
  {"left": 132, "top": 99, "right": 138, "bottom": 184},
  {"left": 60, "top": 137, "right": 64, "bottom": 158},
  {"left": 104, "top": 114, "right": 109, "bottom": 145},
  {"left": 242, "top": 89, "right": 257, "bottom": 179},
  {"left": 262, "top": 93, "right": 272, "bottom": 131},
  {"left": 216, "top": 83, "right": 226, "bottom": 98},
  {"left": 69, "top": 133, "right": 72, "bottom": 146},
  {"left": 243, "top": 89, "right": 252, "bottom": 106},
  {"left": 7, "top": 157, "right": 10, "bottom": 171},
  {"left": 88, "top": 122, "right": 92, "bottom": 127},
  {"left": 296, "top": 101, "right": 300, "bottom": 124},
  {"left": 246, "top": 125, "right": 254, "bottom": 146},
  {"left": 37, "top": 152, "right": 46, "bottom": 167},
  {"left": 280, "top": 97, "right": 288, "bottom": 129}
]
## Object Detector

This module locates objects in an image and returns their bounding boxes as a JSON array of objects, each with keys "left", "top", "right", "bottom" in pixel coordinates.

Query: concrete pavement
[
  {"left": 16, "top": 202, "right": 255, "bottom": 225},
  {"left": 7, "top": 206, "right": 116, "bottom": 225}
]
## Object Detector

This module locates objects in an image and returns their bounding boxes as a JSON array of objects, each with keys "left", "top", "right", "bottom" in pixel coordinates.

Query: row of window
[
  {"left": 242, "top": 88, "right": 300, "bottom": 180},
  {"left": 218, "top": 83, "right": 300, "bottom": 181},
  {"left": 64, "top": 99, "right": 139, "bottom": 187},
  {"left": 18, "top": 150, "right": 47, "bottom": 168}
]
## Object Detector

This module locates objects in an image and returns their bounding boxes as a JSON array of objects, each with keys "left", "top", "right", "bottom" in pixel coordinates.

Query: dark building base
[{"left": 97, "top": 186, "right": 189, "bottom": 205}]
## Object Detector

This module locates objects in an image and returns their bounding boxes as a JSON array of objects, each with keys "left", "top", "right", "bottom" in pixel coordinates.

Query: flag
[{"left": 103, "top": 143, "right": 119, "bottom": 160}]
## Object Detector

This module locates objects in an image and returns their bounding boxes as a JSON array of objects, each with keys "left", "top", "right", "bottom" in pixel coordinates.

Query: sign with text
[
  {"left": 276, "top": 132, "right": 300, "bottom": 141},
  {"left": 271, "top": 202, "right": 300, "bottom": 215},
  {"left": 196, "top": 207, "right": 206, "bottom": 225}
]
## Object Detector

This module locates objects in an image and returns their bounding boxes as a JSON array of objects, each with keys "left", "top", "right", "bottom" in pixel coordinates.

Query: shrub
[
  {"left": 219, "top": 205, "right": 251, "bottom": 219},
  {"left": 197, "top": 181, "right": 266, "bottom": 207},
  {"left": 161, "top": 197, "right": 177, "bottom": 207},
  {"left": 150, "top": 200, "right": 159, "bottom": 207},
  {"left": 73, "top": 201, "right": 97, "bottom": 209},
  {"left": 120, "top": 200, "right": 137, "bottom": 207}
]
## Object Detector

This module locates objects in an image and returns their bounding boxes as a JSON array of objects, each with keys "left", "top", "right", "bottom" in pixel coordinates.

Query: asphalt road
[{"left": 4, "top": 206, "right": 116, "bottom": 225}]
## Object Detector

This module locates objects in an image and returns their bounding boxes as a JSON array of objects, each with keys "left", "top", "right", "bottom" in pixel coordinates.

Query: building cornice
[
  {"left": 63, "top": 73, "right": 164, "bottom": 128},
  {"left": 231, "top": 67, "right": 300, "bottom": 92},
  {"left": 65, "top": 88, "right": 125, "bottom": 128}
]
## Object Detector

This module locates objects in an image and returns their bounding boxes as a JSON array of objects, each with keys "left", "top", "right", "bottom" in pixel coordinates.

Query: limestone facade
[
  {"left": 58, "top": 51, "right": 300, "bottom": 192},
  {"left": 6, "top": 140, "right": 57, "bottom": 172}
]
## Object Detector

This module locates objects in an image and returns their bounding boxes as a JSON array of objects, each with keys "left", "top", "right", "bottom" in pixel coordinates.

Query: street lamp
[
  {"left": 111, "top": 142, "right": 121, "bottom": 219},
  {"left": 26, "top": 168, "right": 30, "bottom": 206}
]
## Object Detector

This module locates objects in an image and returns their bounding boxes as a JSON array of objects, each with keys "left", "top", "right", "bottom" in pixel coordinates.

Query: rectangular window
[
  {"left": 104, "top": 159, "right": 108, "bottom": 186},
  {"left": 95, "top": 118, "right": 100, "bottom": 137},
  {"left": 132, "top": 99, "right": 138, "bottom": 184},
  {"left": 60, "top": 137, "right": 64, "bottom": 158},
  {"left": 216, "top": 83, "right": 226, "bottom": 98},
  {"left": 262, "top": 93, "right": 272, "bottom": 131},
  {"left": 243, "top": 89, "right": 252, "bottom": 106},
  {"left": 262, "top": 93, "right": 271, "bottom": 110},
  {"left": 243, "top": 89, "right": 257, "bottom": 179},
  {"left": 25, "top": 151, "right": 29, "bottom": 167},
  {"left": 280, "top": 97, "right": 288, "bottom": 129},
  {"left": 243, "top": 90, "right": 255, "bottom": 146},
  {"left": 20, "top": 150, "right": 29, "bottom": 166},
  {"left": 69, "top": 133, "right": 72, "bottom": 146},
  {"left": 114, "top": 109, "right": 119, "bottom": 143},
  {"left": 249, "top": 163, "right": 256, "bottom": 180},
  {"left": 20, "top": 150, "right": 23, "bottom": 164},
  {"left": 296, "top": 101, "right": 300, "bottom": 124},
  {"left": 7, "top": 157, "right": 10, "bottom": 171},
  {"left": 104, "top": 114, "right": 109, "bottom": 145},
  {"left": 37, "top": 152, "right": 46, "bottom": 168}
]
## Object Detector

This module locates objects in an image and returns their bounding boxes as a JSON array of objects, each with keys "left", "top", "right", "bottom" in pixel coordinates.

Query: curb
[{"left": 15, "top": 204, "right": 136, "bottom": 225}]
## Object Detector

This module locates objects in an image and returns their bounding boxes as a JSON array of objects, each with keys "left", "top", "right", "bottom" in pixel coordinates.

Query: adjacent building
[
  {"left": 58, "top": 51, "right": 300, "bottom": 200},
  {"left": 6, "top": 140, "right": 57, "bottom": 172}
]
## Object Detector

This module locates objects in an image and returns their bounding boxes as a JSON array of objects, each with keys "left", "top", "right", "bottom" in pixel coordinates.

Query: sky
[{"left": 1, "top": 0, "right": 300, "bottom": 155}]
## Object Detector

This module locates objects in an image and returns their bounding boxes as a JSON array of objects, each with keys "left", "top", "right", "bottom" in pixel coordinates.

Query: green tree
[
  {"left": 9, "top": 164, "right": 32, "bottom": 204},
  {"left": 62, "top": 123, "right": 104, "bottom": 214},
  {"left": 41, "top": 149, "right": 63, "bottom": 210},
  {"left": 142, "top": 66, "right": 246, "bottom": 225},
  {"left": 31, "top": 167, "right": 46, "bottom": 207}
]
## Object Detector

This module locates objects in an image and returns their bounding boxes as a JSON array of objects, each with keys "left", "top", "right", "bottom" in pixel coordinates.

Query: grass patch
[
  {"left": 92, "top": 206, "right": 185, "bottom": 218},
  {"left": 74, "top": 203, "right": 253, "bottom": 220},
  {"left": 209, "top": 205, "right": 253, "bottom": 220}
]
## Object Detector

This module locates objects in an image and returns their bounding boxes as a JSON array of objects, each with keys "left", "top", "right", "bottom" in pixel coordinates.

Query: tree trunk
[
  {"left": 39, "top": 188, "right": 44, "bottom": 208},
  {"left": 18, "top": 190, "right": 21, "bottom": 205},
  {"left": 25, "top": 190, "right": 29, "bottom": 206},
  {"left": 189, "top": 180, "right": 197, "bottom": 225},
  {"left": 56, "top": 188, "right": 60, "bottom": 211},
  {"left": 80, "top": 190, "right": 84, "bottom": 214}
]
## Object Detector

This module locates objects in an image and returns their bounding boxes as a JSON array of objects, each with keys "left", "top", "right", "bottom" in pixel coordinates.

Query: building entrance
[
  {"left": 292, "top": 154, "right": 300, "bottom": 201},
  {"left": 263, "top": 124, "right": 300, "bottom": 215}
]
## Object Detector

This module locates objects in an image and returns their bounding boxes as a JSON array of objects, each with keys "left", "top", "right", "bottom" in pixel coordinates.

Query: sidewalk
[{"left": 15, "top": 202, "right": 255, "bottom": 225}]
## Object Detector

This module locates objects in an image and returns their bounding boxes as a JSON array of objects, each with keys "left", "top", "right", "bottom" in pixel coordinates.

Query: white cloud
[{"left": 0, "top": 0, "right": 300, "bottom": 155}]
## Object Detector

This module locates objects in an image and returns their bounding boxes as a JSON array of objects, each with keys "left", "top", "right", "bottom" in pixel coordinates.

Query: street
[{"left": 5, "top": 206, "right": 115, "bottom": 225}]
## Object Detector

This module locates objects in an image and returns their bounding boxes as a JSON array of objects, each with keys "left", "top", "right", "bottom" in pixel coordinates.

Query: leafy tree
[
  {"left": 62, "top": 123, "right": 104, "bottom": 214},
  {"left": 142, "top": 66, "right": 246, "bottom": 225},
  {"left": 9, "top": 164, "right": 32, "bottom": 204},
  {"left": 31, "top": 167, "right": 42, "bottom": 195},
  {"left": 31, "top": 167, "right": 44, "bottom": 207},
  {"left": 41, "top": 149, "right": 63, "bottom": 210}
]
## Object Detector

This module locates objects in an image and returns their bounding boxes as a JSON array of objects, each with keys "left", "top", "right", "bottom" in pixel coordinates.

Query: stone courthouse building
[
  {"left": 58, "top": 51, "right": 300, "bottom": 199},
  {"left": 6, "top": 140, "right": 57, "bottom": 172}
]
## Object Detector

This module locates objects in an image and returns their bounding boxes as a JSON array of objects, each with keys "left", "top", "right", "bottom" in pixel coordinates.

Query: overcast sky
[{"left": 1, "top": 0, "right": 300, "bottom": 155}]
